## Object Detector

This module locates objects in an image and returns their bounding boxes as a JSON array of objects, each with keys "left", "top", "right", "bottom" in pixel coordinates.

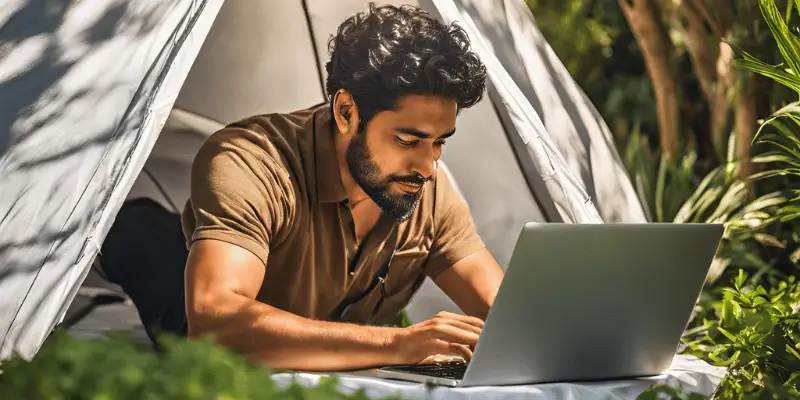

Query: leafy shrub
[
  {"left": 623, "top": 123, "right": 700, "bottom": 224},
  {"left": 682, "top": 270, "right": 800, "bottom": 399},
  {"left": 637, "top": 2, "right": 800, "bottom": 398},
  {"left": 637, "top": 270, "right": 799, "bottom": 400},
  {"left": 0, "top": 330, "right": 404, "bottom": 400}
]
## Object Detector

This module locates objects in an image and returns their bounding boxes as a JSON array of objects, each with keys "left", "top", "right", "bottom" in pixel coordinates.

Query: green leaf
[
  {"left": 790, "top": 247, "right": 800, "bottom": 263},
  {"left": 741, "top": 192, "right": 788, "bottom": 213},
  {"left": 749, "top": 169, "right": 800, "bottom": 180},
  {"left": 736, "top": 269, "right": 748, "bottom": 290},
  {"left": 635, "top": 172, "right": 655, "bottom": 222},
  {"left": 780, "top": 212, "right": 800, "bottom": 222},
  {"left": 752, "top": 153, "right": 800, "bottom": 171},
  {"left": 753, "top": 233, "right": 786, "bottom": 248},
  {"left": 707, "top": 182, "right": 749, "bottom": 223},
  {"left": 732, "top": 48, "right": 800, "bottom": 93},
  {"left": 758, "top": 114, "right": 800, "bottom": 150},
  {"left": 754, "top": 102, "right": 800, "bottom": 147},
  {"left": 674, "top": 166, "right": 727, "bottom": 223},
  {"left": 717, "top": 350, "right": 742, "bottom": 367},
  {"left": 655, "top": 153, "right": 668, "bottom": 222},
  {"left": 727, "top": 132, "right": 738, "bottom": 167},
  {"left": 787, "top": 343, "right": 800, "bottom": 360},
  {"left": 758, "top": 140, "right": 800, "bottom": 164},
  {"left": 758, "top": 0, "right": 800, "bottom": 80}
]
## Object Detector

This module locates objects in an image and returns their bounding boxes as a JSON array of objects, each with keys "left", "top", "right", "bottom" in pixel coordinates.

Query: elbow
[
  {"left": 185, "top": 290, "right": 231, "bottom": 341},
  {"left": 184, "top": 291, "right": 276, "bottom": 367},
  {"left": 186, "top": 313, "right": 213, "bottom": 341},
  {"left": 185, "top": 307, "right": 214, "bottom": 341}
]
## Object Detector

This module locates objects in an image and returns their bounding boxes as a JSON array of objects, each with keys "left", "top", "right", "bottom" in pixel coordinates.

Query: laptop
[{"left": 376, "top": 222, "right": 723, "bottom": 387}]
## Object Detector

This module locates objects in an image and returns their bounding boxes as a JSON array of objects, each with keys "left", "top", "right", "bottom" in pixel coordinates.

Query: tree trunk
[
  {"left": 672, "top": 0, "right": 717, "bottom": 102},
  {"left": 711, "top": 42, "right": 735, "bottom": 160},
  {"left": 619, "top": 0, "right": 682, "bottom": 165},
  {"left": 735, "top": 74, "right": 758, "bottom": 186}
]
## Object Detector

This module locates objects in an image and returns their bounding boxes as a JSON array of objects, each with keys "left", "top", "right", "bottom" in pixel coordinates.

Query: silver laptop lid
[{"left": 461, "top": 222, "right": 723, "bottom": 387}]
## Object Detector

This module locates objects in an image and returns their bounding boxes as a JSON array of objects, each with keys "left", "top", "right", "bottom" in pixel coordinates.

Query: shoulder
[
  {"left": 205, "top": 109, "right": 311, "bottom": 168},
  {"left": 194, "top": 121, "right": 293, "bottom": 196},
  {"left": 431, "top": 161, "right": 467, "bottom": 217},
  {"left": 195, "top": 107, "right": 319, "bottom": 195},
  {"left": 189, "top": 112, "right": 313, "bottom": 236}
]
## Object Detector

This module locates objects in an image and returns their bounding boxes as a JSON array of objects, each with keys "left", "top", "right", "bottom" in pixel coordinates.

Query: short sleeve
[
  {"left": 424, "top": 166, "right": 486, "bottom": 279},
  {"left": 183, "top": 128, "right": 293, "bottom": 265}
]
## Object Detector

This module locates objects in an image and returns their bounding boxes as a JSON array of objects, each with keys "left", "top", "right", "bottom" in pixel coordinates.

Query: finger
[
  {"left": 418, "top": 355, "right": 437, "bottom": 364},
  {"left": 447, "top": 343, "right": 473, "bottom": 362},
  {"left": 436, "top": 318, "right": 482, "bottom": 336},
  {"left": 418, "top": 354, "right": 453, "bottom": 364},
  {"left": 434, "top": 311, "right": 485, "bottom": 328},
  {"left": 429, "top": 323, "right": 480, "bottom": 347},
  {"left": 419, "top": 352, "right": 469, "bottom": 365}
]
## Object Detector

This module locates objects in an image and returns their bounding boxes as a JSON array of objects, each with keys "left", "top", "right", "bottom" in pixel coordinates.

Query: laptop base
[{"left": 376, "top": 361, "right": 466, "bottom": 387}]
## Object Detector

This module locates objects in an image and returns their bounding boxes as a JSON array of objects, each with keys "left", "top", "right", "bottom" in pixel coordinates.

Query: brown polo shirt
[{"left": 181, "top": 104, "right": 485, "bottom": 324}]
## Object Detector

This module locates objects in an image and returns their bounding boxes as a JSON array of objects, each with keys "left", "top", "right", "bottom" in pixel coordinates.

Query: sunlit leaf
[
  {"left": 736, "top": 269, "right": 748, "bottom": 290},
  {"left": 758, "top": 0, "right": 800, "bottom": 78},
  {"left": 753, "top": 233, "right": 786, "bottom": 248},
  {"left": 786, "top": 344, "right": 800, "bottom": 360},
  {"left": 655, "top": 153, "right": 668, "bottom": 222},
  {"left": 790, "top": 247, "right": 800, "bottom": 264},
  {"left": 727, "top": 133, "right": 739, "bottom": 172},
  {"left": 732, "top": 48, "right": 800, "bottom": 93},
  {"left": 741, "top": 192, "right": 789, "bottom": 214},
  {"left": 708, "top": 182, "right": 749, "bottom": 222},
  {"left": 780, "top": 212, "right": 800, "bottom": 222}
]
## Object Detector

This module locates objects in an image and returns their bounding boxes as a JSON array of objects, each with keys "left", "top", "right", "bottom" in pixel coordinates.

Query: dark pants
[{"left": 99, "top": 198, "right": 189, "bottom": 345}]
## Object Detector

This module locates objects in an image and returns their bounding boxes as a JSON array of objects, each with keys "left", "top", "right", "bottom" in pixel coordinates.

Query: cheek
[{"left": 366, "top": 134, "right": 410, "bottom": 174}]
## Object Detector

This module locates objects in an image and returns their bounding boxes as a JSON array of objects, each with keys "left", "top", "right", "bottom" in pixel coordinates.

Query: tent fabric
[
  {"left": 269, "top": 354, "right": 726, "bottom": 399},
  {"left": 1, "top": 0, "right": 648, "bottom": 361},
  {"left": 427, "top": 0, "right": 603, "bottom": 224},
  {"left": 431, "top": 0, "right": 646, "bottom": 223},
  {"left": 0, "top": 0, "right": 225, "bottom": 360}
]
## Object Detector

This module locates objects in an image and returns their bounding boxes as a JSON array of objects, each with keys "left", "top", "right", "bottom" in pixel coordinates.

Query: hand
[{"left": 391, "top": 311, "right": 484, "bottom": 365}]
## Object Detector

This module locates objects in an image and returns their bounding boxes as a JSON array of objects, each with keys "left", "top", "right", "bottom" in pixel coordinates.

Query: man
[{"left": 100, "top": 3, "right": 503, "bottom": 372}]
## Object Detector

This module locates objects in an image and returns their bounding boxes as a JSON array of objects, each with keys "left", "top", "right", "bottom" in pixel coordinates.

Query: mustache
[{"left": 389, "top": 174, "right": 430, "bottom": 186}]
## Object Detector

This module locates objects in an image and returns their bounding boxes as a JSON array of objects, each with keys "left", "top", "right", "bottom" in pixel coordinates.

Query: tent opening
[{"left": 1, "top": 0, "right": 644, "bottom": 360}]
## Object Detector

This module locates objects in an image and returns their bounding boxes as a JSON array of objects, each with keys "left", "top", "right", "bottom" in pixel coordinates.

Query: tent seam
[
  {"left": 300, "top": 0, "right": 328, "bottom": 100},
  {"left": 485, "top": 84, "right": 562, "bottom": 222}
]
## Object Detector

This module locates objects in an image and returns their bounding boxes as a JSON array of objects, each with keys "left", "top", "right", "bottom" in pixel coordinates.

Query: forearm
[
  {"left": 188, "top": 293, "right": 404, "bottom": 371},
  {"left": 434, "top": 249, "right": 504, "bottom": 320}
]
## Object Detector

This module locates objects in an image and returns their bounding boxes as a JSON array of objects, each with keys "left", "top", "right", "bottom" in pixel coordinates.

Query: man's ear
[{"left": 333, "top": 89, "right": 358, "bottom": 136}]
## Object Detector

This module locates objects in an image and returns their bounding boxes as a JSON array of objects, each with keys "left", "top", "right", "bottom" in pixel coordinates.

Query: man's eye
[
  {"left": 396, "top": 137, "right": 417, "bottom": 147},
  {"left": 435, "top": 140, "right": 447, "bottom": 147}
]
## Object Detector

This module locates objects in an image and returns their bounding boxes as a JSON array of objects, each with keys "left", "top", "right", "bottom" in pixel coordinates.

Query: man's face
[{"left": 346, "top": 94, "right": 457, "bottom": 221}]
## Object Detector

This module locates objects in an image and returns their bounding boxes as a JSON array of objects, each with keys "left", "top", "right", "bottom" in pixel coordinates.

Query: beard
[{"left": 345, "top": 131, "right": 426, "bottom": 222}]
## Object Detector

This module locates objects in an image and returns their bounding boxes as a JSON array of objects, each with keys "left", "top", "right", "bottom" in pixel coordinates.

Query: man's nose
[{"left": 412, "top": 150, "right": 438, "bottom": 181}]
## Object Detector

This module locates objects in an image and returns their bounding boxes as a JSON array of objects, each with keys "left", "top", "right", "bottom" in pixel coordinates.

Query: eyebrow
[{"left": 395, "top": 127, "right": 456, "bottom": 139}]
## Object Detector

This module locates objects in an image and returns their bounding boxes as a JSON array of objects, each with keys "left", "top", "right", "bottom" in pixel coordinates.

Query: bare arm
[
  {"left": 432, "top": 248, "right": 504, "bottom": 320},
  {"left": 185, "top": 239, "right": 403, "bottom": 371},
  {"left": 185, "top": 239, "right": 482, "bottom": 371}
]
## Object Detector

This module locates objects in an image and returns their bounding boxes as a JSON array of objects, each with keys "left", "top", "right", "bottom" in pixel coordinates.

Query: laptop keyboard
[{"left": 385, "top": 360, "right": 468, "bottom": 380}]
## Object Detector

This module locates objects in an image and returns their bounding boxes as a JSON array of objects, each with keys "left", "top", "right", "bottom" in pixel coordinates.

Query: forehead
[{"left": 380, "top": 94, "right": 457, "bottom": 133}]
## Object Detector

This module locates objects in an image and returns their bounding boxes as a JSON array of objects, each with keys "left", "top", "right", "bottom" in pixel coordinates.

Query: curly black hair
[{"left": 325, "top": 2, "right": 487, "bottom": 131}]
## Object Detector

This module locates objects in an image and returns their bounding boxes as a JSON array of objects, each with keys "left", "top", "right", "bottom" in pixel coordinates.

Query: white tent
[{"left": 0, "top": 0, "right": 647, "bottom": 361}]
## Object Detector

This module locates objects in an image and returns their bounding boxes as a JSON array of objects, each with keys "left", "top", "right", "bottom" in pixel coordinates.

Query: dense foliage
[
  {"left": 683, "top": 272, "right": 799, "bottom": 398},
  {"left": 0, "top": 330, "right": 403, "bottom": 400},
  {"left": 529, "top": 0, "right": 800, "bottom": 399}
]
